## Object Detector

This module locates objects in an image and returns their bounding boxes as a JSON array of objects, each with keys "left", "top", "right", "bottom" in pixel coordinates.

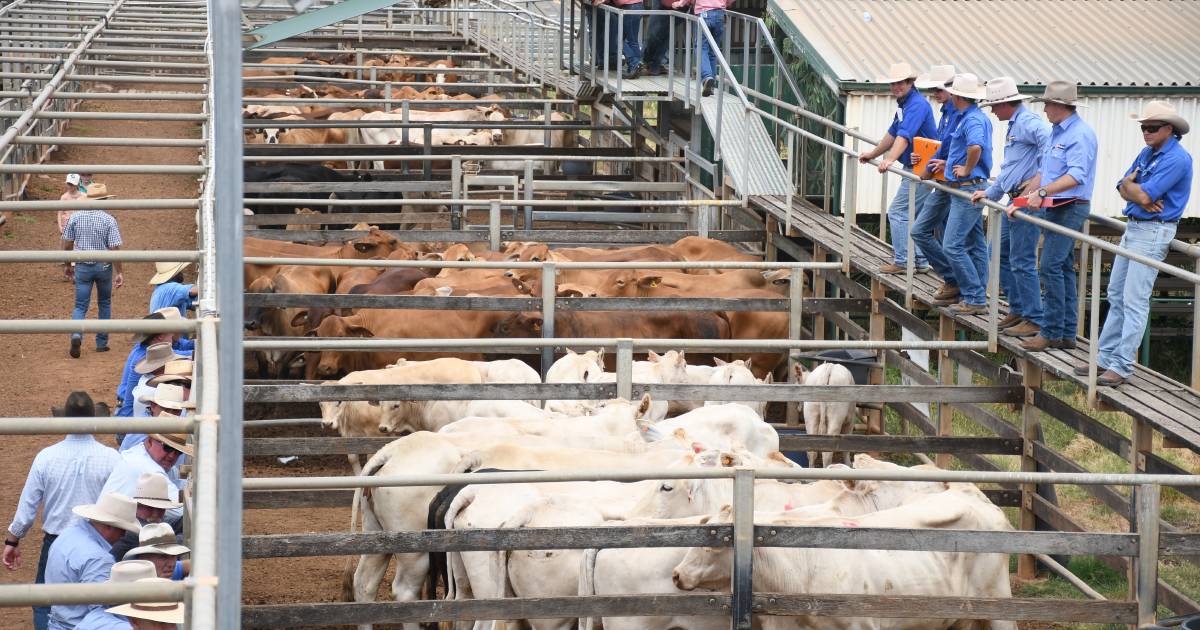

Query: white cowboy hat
[
  {"left": 147, "top": 359, "right": 194, "bottom": 387},
  {"left": 138, "top": 383, "right": 196, "bottom": 412},
  {"left": 915, "top": 65, "right": 955, "bottom": 90},
  {"left": 980, "top": 76, "right": 1032, "bottom": 107},
  {"left": 135, "top": 343, "right": 184, "bottom": 375},
  {"left": 108, "top": 560, "right": 158, "bottom": 583},
  {"left": 875, "top": 62, "right": 918, "bottom": 84},
  {"left": 72, "top": 493, "right": 141, "bottom": 534},
  {"left": 149, "top": 430, "right": 194, "bottom": 457},
  {"left": 945, "top": 73, "right": 987, "bottom": 100},
  {"left": 1032, "top": 80, "right": 1087, "bottom": 107},
  {"left": 149, "top": 261, "right": 191, "bottom": 285},
  {"left": 124, "top": 522, "right": 190, "bottom": 558},
  {"left": 132, "top": 472, "right": 183, "bottom": 510},
  {"left": 105, "top": 578, "right": 186, "bottom": 625},
  {"left": 1132, "top": 100, "right": 1189, "bottom": 136}
]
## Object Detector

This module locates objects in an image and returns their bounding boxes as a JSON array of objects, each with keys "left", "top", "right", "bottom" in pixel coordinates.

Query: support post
[
  {"left": 867, "top": 279, "right": 885, "bottom": 449},
  {"left": 786, "top": 267, "right": 804, "bottom": 427},
  {"left": 1087, "top": 246, "right": 1102, "bottom": 407},
  {"left": 616, "top": 338, "right": 633, "bottom": 401},
  {"left": 765, "top": 215, "right": 778, "bottom": 262},
  {"left": 523, "top": 160, "right": 534, "bottom": 230},
  {"left": 904, "top": 178, "right": 915, "bottom": 309},
  {"left": 1077, "top": 220, "right": 1091, "bottom": 338},
  {"left": 935, "top": 314, "right": 955, "bottom": 469},
  {"left": 539, "top": 263, "right": 556, "bottom": 379},
  {"left": 841, "top": 152, "right": 856, "bottom": 274},
  {"left": 812, "top": 245, "right": 826, "bottom": 341},
  {"left": 1018, "top": 359, "right": 1043, "bottom": 580},
  {"left": 731, "top": 467, "right": 755, "bottom": 630},
  {"left": 451, "top": 156, "right": 462, "bottom": 230},
  {"left": 1135, "top": 483, "right": 1161, "bottom": 629},
  {"left": 488, "top": 200, "right": 501, "bottom": 251},
  {"left": 987, "top": 205, "right": 1001, "bottom": 352},
  {"left": 1192, "top": 264, "right": 1199, "bottom": 390}
]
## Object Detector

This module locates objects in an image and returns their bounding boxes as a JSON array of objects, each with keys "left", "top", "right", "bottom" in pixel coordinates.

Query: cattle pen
[{"left": 0, "top": 0, "right": 1199, "bottom": 629}]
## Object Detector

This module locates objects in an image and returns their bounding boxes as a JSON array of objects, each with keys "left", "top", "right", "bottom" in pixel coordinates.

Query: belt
[
  {"left": 1129, "top": 217, "right": 1179, "bottom": 224},
  {"left": 944, "top": 178, "right": 985, "bottom": 189}
]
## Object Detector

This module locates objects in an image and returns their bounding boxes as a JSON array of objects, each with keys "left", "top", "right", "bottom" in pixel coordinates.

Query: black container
[{"left": 776, "top": 428, "right": 809, "bottom": 467}]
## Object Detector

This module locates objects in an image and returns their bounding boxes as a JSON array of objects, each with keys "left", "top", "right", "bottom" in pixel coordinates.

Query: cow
[
  {"left": 796, "top": 362, "right": 857, "bottom": 467},
  {"left": 345, "top": 267, "right": 434, "bottom": 296},
  {"left": 638, "top": 403, "right": 779, "bottom": 458},
  {"left": 668, "top": 236, "right": 760, "bottom": 272},
  {"left": 242, "top": 230, "right": 401, "bottom": 288},
  {"left": 493, "top": 112, "right": 579, "bottom": 173},
  {"left": 544, "top": 349, "right": 607, "bottom": 416},
  {"left": 245, "top": 265, "right": 337, "bottom": 377}
]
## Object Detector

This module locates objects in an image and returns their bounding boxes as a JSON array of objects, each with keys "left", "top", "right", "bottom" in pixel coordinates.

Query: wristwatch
[{"left": 1036, "top": 188, "right": 1048, "bottom": 198}]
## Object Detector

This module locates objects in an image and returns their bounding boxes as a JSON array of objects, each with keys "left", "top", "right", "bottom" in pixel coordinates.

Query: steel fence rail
[
  {"left": 243, "top": 337, "right": 991, "bottom": 352},
  {"left": 0, "top": 319, "right": 199, "bottom": 334},
  {"left": 0, "top": 417, "right": 194, "bottom": 434},
  {"left": 0, "top": 250, "right": 200, "bottom": 263},
  {"left": 0, "top": 580, "right": 188, "bottom": 607}
]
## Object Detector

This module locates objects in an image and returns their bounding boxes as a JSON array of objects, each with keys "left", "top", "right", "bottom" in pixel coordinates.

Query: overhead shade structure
[{"left": 243, "top": 0, "right": 406, "bottom": 50}]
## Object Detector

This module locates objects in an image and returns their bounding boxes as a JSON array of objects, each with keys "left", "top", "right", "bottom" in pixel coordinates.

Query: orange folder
[{"left": 912, "top": 137, "right": 946, "bottom": 181}]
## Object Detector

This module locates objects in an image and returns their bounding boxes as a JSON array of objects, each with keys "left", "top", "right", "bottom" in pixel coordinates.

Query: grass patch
[{"left": 17, "top": 215, "right": 37, "bottom": 223}]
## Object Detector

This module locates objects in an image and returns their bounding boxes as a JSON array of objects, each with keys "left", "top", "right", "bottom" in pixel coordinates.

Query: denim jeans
[
  {"left": 942, "top": 183, "right": 989, "bottom": 305},
  {"left": 584, "top": 4, "right": 618, "bottom": 67},
  {"left": 696, "top": 9, "right": 724, "bottom": 81},
  {"left": 890, "top": 175, "right": 933, "bottom": 267},
  {"left": 911, "top": 187, "right": 950, "bottom": 277},
  {"left": 1039, "top": 201, "right": 1090, "bottom": 341},
  {"left": 34, "top": 532, "right": 58, "bottom": 630},
  {"left": 619, "top": 2, "right": 644, "bottom": 69},
  {"left": 1097, "top": 220, "right": 1175, "bottom": 377},
  {"left": 640, "top": 0, "right": 672, "bottom": 70},
  {"left": 1004, "top": 209, "right": 1044, "bottom": 326},
  {"left": 71, "top": 262, "right": 113, "bottom": 348}
]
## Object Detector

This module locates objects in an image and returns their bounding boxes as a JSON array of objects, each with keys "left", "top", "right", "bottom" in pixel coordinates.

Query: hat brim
[
  {"left": 149, "top": 262, "right": 190, "bottom": 285},
  {"left": 1032, "top": 97, "right": 1087, "bottom": 107},
  {"left": 1132, "top": 113, "right": 1190, "bottom": 136},
  {"left": 981, "top": 94, "right": 1032, "bottom": 107},
  {"left": 915, "top": 78, "right": 951, "bottom": 90},
  {"left": 135, "top": 352, "right": 184, "bottom": 375},
  {"left": 105, "top": 603, "right": 185, "bottom": 624},
  {"left": 132, "top": 496, "right": 183, "bottom": 510},
  {"left": 946, "top": 87, "right": 987, "bottom": 100},
  {"left": 125, "top": 542, "right": 190, "bottom": 558},
  {"left": 72, "top": 504, "right": 141, "bottom": 534},
  {"left": 147, "top": 374, "right": 192, "bottom": 387},
  {"left": 150, "top": 433, "right": 194, "bottom": 457}
]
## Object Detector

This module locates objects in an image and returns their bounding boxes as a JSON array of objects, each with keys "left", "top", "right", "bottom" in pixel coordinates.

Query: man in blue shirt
[
  {"left": 858, "top": 62, "right": 937, "bottom": 274},
  {"left": 1073, "top": 102, "right": 1192, "bottom": 385},
  {"left": 973, "top": 77, "right": 1051, "bottom": 338},
  {"left": 916, "top": 74, "right": 992, "bottom": 313},
  {"left": 147, "top": 262, "right": 196, "bottom": 315},
  {"left": 44, "top": 493, "right": 141, "bottom": 629},
  {"left": 1011, "top": 81, "right": 1099, "bottom": 352}
]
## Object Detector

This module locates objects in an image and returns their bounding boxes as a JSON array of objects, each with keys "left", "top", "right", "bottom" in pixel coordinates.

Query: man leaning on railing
[{"left": 1072, "top": 102, "right": 1193, "bottom": 386}]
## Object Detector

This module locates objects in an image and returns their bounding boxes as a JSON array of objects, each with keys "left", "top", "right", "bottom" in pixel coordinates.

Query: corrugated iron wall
[{"left": 842, "top": 92, "right": 1200, "bottom": 218}]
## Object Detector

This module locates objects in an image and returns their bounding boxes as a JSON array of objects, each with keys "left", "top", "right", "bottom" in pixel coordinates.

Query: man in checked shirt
[
  {"left": 62, "top": 203, "right": 124, "bottom": 358},
  {"left": 4, "top": 392, "right": 121, "bottom": 630}
]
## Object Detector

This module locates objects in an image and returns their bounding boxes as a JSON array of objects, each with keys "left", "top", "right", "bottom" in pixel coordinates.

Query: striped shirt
[
  {"left": 8, "top": 435, "right": 122, "bottom": 538},
  {"left": 62, "top": 210, "right": 122, "bottom": 259}
]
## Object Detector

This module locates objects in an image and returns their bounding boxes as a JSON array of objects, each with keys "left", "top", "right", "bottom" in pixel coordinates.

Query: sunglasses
[
  {"left": 1141, "top": 124, "right": 1166, "bottom": 134},
  {"left": 162, "top": 443, "right": 181, "bottom": 456}
]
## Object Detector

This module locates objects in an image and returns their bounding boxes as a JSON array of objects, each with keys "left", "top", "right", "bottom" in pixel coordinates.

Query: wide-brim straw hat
[
  {"left": 125, "top": 522, "right": 190, "bottom": 558},
  {"left": 915, "top": 65, "right": 955, "bottom": 89},
  {"left": 85, "top": 182, "right": 114, "bottom": 200},
  {"left": 1132, "top": 100, "right": 1189, "bottom": 136},
  {"left": 150, "top": 431, "right": 194, "bottom": 457},
  {"left": 876, "top": 62, "right": 917, "bottom": 84},
  {"left": 133, "top": 472, "right": 184, "bottom": 510},
  {"left": 946, "top": 73, "right": 987, "bottom": 100},
  {"left": 138, "top": 383, "right": 196, "bottom": 411},
  {"left": 1032, "top": 80, "right": 1087, "bottom": 107},
  {"left": 108, "top": 560, "right": 158, "bottom": 583},
  {"left": 135, "top": 343, "right": 184, "bottom": 375},
  {"left": 980, "top": 76, "right": 1032, "bottom": 107},
  {"left": 106, "top": 579, "right": 186, "bottom": 624},
  {"left": 72, "top": 493, "right": 141, "bottom": 533},
  {"left": 146, "top": 358, "right": 192, "bottom": 387},
  {"left": 149, "top": 261, "right": 191, "bottom": 285}
]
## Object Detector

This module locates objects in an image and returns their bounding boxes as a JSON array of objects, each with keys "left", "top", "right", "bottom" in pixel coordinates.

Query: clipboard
[{"left": 912, "top": 137, "right": 945, "bottom": 181}]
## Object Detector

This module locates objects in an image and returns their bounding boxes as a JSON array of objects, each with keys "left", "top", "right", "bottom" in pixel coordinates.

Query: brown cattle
[
  {"left": 669, "top": 236, "right": 760, "bottom": 264},
  {"left": 592, "top": 269, "right": 781, "bottom": 296},
  {"left": 510, "top": 243, "right": 685, "bottom": 264},
  {"left": 346, "top": 268, "right": 433, "bottom": 295},
  {"left": 334, "top": 266, "right": 384, "bottom": 294},
  {"left": 244, "top": 229, "right": 402, "bottom": 287},
  {"left": 247, "top": 265, "right": 338, "bottom": 377}
]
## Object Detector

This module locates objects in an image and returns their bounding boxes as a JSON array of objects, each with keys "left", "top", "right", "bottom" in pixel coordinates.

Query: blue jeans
[
  {"left": 890, "top": 175, "right": 933, "bottom": 267},
  {"left": 1004, "top": 209, "right": 1044, "bottom": 326},
  {"left": 584, "top": 4, "right": 618, "bottom": 67},
  {"left": 1039, "top": 201, "right": 1090, "bottom": 341},
  {"left": 942, "top": 183, "right": 989, "bottom": 305},
  {"left": 1097, "top": 220, "right": 1175, "bottom": 377},
  {"left": 71, "top": 262, "right": 113, "bottom": 348},
  {"left": 696, "top": 9, "right": 724, "bottom": 81},
  {"left": 34, "top": 532, "right": 58, "bottom": 630},
  {"left": 640, "top": 0, "right": 671, "bottom": 70},
  {"left": 619, "top": 2, "right": 644, "bottom": 69}
]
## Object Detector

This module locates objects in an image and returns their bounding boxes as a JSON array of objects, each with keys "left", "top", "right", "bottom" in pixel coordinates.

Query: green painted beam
[{"left": 244, "top": 0, "right": 404, "bottom": 50}]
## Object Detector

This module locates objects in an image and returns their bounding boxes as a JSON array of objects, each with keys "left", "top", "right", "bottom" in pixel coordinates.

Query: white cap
[{"left": 65, "top": 173, "right": 82, "bottom": 186}]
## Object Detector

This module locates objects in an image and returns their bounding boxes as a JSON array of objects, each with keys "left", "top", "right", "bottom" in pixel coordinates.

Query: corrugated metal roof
[{"left": 770, "top": 0, "right": 1200, "bottom": 89}]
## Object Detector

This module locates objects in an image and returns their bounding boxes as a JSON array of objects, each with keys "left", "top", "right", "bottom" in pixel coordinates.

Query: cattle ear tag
[
  {"left": 649, "top": 279, "right": 659, "bottom": 287},
  {"left": 783, "top": 502, "right": 793, "bottom": 511}
]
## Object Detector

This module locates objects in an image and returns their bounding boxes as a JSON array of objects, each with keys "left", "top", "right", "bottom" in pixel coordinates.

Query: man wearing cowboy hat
[
  {"left": 148, "top": 261, "right": 197, "bottom": 316},
  {"left": 858, "top": 62, "right": 938, "bottom": 274},
  {"left": 122, "top": 382, "right": 195, "bottom": 452},
  {"left": 44, "top": 493, "right": 141, "bottom": 629},
  {"left": 62, "top": 193, "right": 124, "bottom": 358},
  {"left": 109, "top": 473, "right": 185, "bottom": 562},
  {"left": 915, "top": 65, "right": 960, "bottom": 145},
  {"left": 122, "top": 522, "right": 189, "bottom": 580},
  {"left": 101, "top": 435, "right": 190, "bottom": 529},
  {"left": 914, "top": 73, "right": 994, "bottom": 314},
  {"left": 105, "top": 578, "right": 185, "bottom": 630},
  {"left": 1071, "top": 101, "right": 1193, "bottom": 386},
  {"left": 5, "top": 392, "right": 121, "bottom": 630},
  {"left": 74, "top": 560, "right": 158, "bottom": 630},
  {"left": 116, "top": 338, "right": 189, "bottom": 420},
  {"left": 1010, "top": 80, "right": 1099, "bottom": 352},
  {"left": 972, "top": 77, "right": 1051, "bottom": 338}
]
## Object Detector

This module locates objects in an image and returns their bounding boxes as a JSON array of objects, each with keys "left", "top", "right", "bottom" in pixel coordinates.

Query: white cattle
[
  {"left": 492, "top": 112, "right": 577, "bottom": 173},
  {"left": 703, "top": 358, "right": 771, "bottom": 417},
  {"left": 671, "top": 493, "right": 1016, "bottom": 630},
  {"left": 360, "top": 107, "right": 507, "bottom": 169},
  {"left": 544, "top": 349, "right": 606, "bottom": 416},
  {"left": 796, "top": 362, "right": 856, "bottom": 467},
  {"left": 639, "top": 403, "right": 778, "bottom": 458},
  {"left": 391, "top": 357, "right": 541, "bottom": 405},
  {"left": 439, "top": 396, "right": 652, "bottom": 451},
  {"left": 586, "top": 351, "right": 690, "bottom": 422}
]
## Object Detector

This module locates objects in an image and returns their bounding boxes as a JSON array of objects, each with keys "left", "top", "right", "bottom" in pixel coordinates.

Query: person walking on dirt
[
  {"left": 58, "top": 174, "right": 91, "bottom": 282},
  {"left": 62, "top": 204, "right": 124, "bottom": 358},
  {"left": 5, "top": 392, "right": 121, "bottom": 630}
]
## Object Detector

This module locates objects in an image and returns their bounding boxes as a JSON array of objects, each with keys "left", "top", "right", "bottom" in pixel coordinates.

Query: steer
[{"left": 796, "top": 362, "right": 857, "bottom": 467}]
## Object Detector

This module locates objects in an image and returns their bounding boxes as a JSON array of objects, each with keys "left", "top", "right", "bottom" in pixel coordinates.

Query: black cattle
[{"left": 243, "top": 163, "right": 360, "bottom": 229}]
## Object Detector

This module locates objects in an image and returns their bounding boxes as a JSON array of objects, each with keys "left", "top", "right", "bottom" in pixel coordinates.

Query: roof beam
[{"left": 243, "top": 0, "right": 405, "bottom": 50}]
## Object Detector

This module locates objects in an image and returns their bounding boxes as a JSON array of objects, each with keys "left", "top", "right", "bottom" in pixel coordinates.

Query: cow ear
[
  {"left": 637, "top": 275, "right": 663, "bottom": 288},
  {"left": 636, "top": 393, "right": 652, "bottom": 418},
  {"left": 647, "top": 350, "right": 660, "bottom": 361},
  {"left": 743, "top": 358, "right": 753, "bottom": 371},
  {"left": 595, "top": 348, "right": 605, "bottom": 364},
  {"left": 290, "top": 311, "right": 309, "bottom": 329},
  {"left": 354, "top": 242, "right": 372, "bottom": 253},
  {"left": 347, "top": 325, "right": 375, "bottom": 338},
  {"left": 713, "top": 357, "right": 727, "bottom": 366},
  {"left": 764, "top": 372, "right": 774, "bottom": 385},
  {"left": 793, "top": 363, "right": 809, "bottom": 383}
]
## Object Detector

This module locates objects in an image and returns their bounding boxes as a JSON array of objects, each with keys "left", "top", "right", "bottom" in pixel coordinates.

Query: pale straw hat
[
  {"left": 980, "top": 76, "right": 1032, "bottom": 107},
  {"left": 149, "top": 261, "right": 191, "bottom": 285},
  {"left": 147, "top": 360, "right": 193, "bottom": 387},
  {"left": 132, "top": 472, "right": 183, "bottom": 510},
  {"left": 72, "top": 493, "right": 141, "bottom": 533},
  {"left": 107, "top": 560, "right": 158, "bottom": 583},
  {"left": 1132, "top": 100, "right": 1189, "bottom": 136},
  {"left": 915, "top": 65, "right": 955, "bottom": 90},
  {"left": 875, "top": 62, "right": 918, "bottom": 84},
  {"left": 137, "top": 383, "right": 196, "bottom": 412},
  {"left": 1032, "top": 80, "right": 1087, "bottom": 107},
  {"left": 124, "top": 522, "right": 190, "bottom": 558},
  {"left": 105, "top": 578, "right": 186, "bottom": 625},
  {"left": 149, "top": 430, "right": 194, "bottom": 457},
  {"left": 945, "top": 73, "right": 987, "bottom": 100},
  {"left": 135, "top": 343, "right": 184, "bottom": 375}
]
